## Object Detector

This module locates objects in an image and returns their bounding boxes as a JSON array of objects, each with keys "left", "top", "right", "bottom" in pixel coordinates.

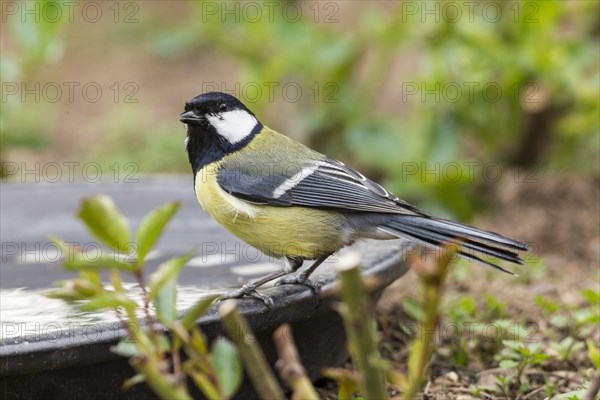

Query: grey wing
[{"left": 217, "top": 158, "right": 424, "bottom": 215}]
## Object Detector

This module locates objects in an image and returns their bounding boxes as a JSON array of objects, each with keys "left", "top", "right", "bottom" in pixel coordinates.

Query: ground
[{"left": 333, "top": 171, "right": 599, "bottom": 399}]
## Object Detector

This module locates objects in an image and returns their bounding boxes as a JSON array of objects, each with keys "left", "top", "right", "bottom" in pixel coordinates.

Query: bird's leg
[
  {"left": 275, "top": 254, "right": 331, "bottom": 293},
  {"left": 221, "top": 268, "right": 287, "bottom": 299},
  {"left": 221, "top": 258, "right": 303, "bottom": 306}
]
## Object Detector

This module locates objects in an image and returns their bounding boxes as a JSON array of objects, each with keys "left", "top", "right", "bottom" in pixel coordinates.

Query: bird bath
[{"left": 0, "top": 179, "right": 410, "bottom": 398}]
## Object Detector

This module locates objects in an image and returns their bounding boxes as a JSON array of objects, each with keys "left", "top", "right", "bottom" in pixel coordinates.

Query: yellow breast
[{"left": 194, "top": 162, "right": 346, "bottom": 259}]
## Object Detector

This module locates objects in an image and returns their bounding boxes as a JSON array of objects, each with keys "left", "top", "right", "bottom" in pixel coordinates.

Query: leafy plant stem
[
  {"left": 134, "top": 268, "right": 162, "bottom": 360},
  {"left": 336, "top": 253, "right": 388, "bottom": 400},
  {"left": 110, "top": 268, "right": 153, "bottom": 354},
  {"left": 403, "top": 245, "right": 457, "bottom": 399},
  {"left": 273, "top": 324, "right": 319, "bottom": 400},
  {"left": 130, "top": 354, "right": 191, "bottom": 400},
  {"left": 181, "top": 341, "right": 225, "bottom": 398},
  {"left": 219, "top": 300, "right": 285, "bottom": 400},
  {"left": 172, "top": 342, "right": 183, "bottom": 388}
]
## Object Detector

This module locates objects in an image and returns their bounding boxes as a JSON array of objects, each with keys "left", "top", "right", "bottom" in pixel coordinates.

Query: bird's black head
[{"left": 179, "top": 92, "right": 263, "bottom": 174}]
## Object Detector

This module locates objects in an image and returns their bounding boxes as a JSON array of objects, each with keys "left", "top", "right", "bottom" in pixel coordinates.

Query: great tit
[{"left": 179, "top": 92, "right": 528, "bottom": 300}]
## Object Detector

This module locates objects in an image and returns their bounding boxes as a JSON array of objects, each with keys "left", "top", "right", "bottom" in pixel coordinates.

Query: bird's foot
[
  {"left": 221, "top": 284, "right": 274, "bottom": 308},
  {"left": 275, "top": 272, "right": 322, "bottom": 296}
]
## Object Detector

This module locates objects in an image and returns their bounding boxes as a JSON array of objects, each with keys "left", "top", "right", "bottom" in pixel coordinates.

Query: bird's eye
[{"left": 219, "top": 104, "right": 228, "bottom": 112}]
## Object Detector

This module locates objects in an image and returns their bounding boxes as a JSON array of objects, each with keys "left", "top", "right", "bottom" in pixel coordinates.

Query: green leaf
[
  {"left": 79, "top": 270, "right": 102, "bottom": 286},
  {"left": 534, "top": 294, "right": 560, "bottom": 315},
  {"left": 66, "top": 253, "right": 134, "bottom": 272},
  {"left": 571, "top": 342, "right": 585, "bottom": 354},
  {"left": 53, "top": 237, "right": 134, "bottom": 271},
  {"left": 46, "top": 284, "right": 87, "bottom": 301},
  {"left": 191, "top": 326, "right": 209, "bottom": 355},
  {"left": 212, "top": 338, "right": 242, "bottom": 397},
  {"left": 550, "top": 314, "right": 570, "bottom": 328},
  {"left": 155, "top": 278, "right": 177, "bottom": 324},
  {"left": 573, "top": 308, "right": 599, "bottom": 326},
  {"left": 501, "top": 340, "right": 522, "bottom": 351},
  {"left": 553, "top": 387, "right": 588, "bottom": 400},
  {"left": 148, "top": 254, "right": 192, "bottom": 299},
  {"left": 587, "top": 339, "right": 600, "bottom": 370},
  {"left": 581, "top": 289, "right": 600, "bottom": 305},
  {"left": 561, "top": 336, "right": 575, "bottom": 349},
  {"left": 527, "top": 343, "right": 542, "bottom": 355},
  {"left": 484, "top": 292, "right": 506, "bottom": 318},
  {"left": 122, "top": 373, "right": 146, "bottom": 391},
  {"left": 155, "top": 334, "right": 172, "bottom": 353},
  {"left": 46, "top": 271, "right": 104, "bottom": 299},
  {"left": 402, "top": 297, "right": 424, "bottom": 322},
  {"left": 77, "top": 195, "right": 131, "bottom": 253},
  {"left": 81, "top": 292, "right": 137, "bottom": 312},
  {"left": 499, "top": 360, "right": 518, "bottom": 369},
  {"left": 531, "top": 353, "right": 550, "bottom": 365},
  {"left": 187, "top": 369, "right": 221, "bottom": 399},
  {"left": 118, "top": 333, "right": 170, "bottom": 355},
  {"left": 111, "top": 338, "right": 141, "bottom": 358},
  {"left": 181, "top": 295, "right": 219, "bottom": 330},
  {"left": 136, "top": 202, "right": 180, "bottom": 264}
]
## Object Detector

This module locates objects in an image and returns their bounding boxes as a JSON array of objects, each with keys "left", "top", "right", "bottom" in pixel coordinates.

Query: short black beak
[{"left": 179, "top": 110, "right": 203, "bottom": 124}]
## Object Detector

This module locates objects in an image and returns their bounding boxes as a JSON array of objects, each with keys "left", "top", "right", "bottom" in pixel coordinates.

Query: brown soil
[{"left": 371, "top": 171, "right": 600, "bottom": 399}]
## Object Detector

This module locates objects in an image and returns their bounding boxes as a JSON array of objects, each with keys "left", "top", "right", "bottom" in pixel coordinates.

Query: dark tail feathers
[{"left": 381, "top": 215, "right": 529, "bottom": 274}]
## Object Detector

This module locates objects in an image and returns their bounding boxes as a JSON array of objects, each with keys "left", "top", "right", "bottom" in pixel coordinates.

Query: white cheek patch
[{"left": 207, "top": 110, "right": 258, "bottom": 144}]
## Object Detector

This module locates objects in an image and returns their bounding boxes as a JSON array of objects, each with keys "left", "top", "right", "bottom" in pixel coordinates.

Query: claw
[
  {"left": 247, "top": 290, "right": 274, "bottom": 308},
  {"left": 221, "top": 286, "right": 274, "bottom": 308},
  {"left": 275, "top": 274, "right": 322, "bottom": 296}
]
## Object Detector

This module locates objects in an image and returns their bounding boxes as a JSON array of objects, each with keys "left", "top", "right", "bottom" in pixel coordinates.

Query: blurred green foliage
[
  {"left": 156, "top": 0, "right": 599, "bottom": 218},
  {"left": 50, "top": 195, "right": 242, "bottom": 399},
  {"left": 1, "top": 0, "right": 67, "bottom": 153},
  {"left": 88, "top": 105, "right": 190, "bottom": 173},
  {"left": 3, "top": 1, "right": 599, "bottom": 218}
]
